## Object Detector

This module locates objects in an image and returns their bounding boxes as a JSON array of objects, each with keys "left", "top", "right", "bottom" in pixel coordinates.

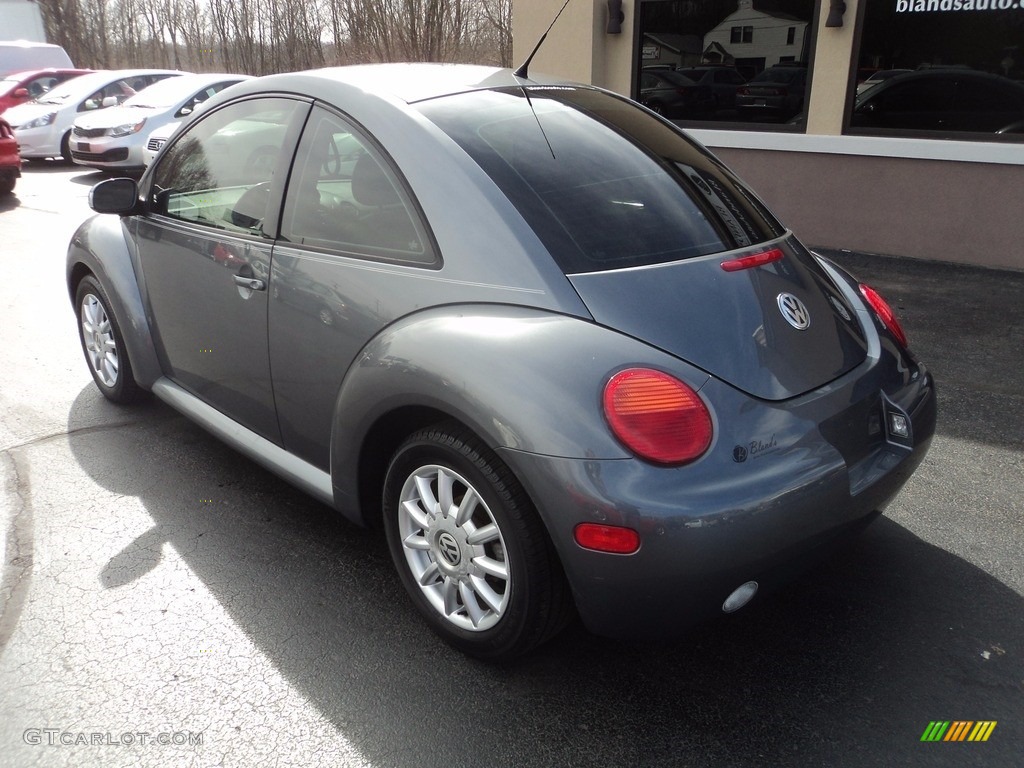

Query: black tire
[
  {"left": 75, "top": 275, "right": 144, "bottom": 404},
  {"left": 382, "top": 423, "right": 572, "bottom": 660},
  {"left": 60, "top": 131, "right": 73, "bottom": 164},
  {"left": 0, "top": 176, "right": 14, "bottom": 196}
]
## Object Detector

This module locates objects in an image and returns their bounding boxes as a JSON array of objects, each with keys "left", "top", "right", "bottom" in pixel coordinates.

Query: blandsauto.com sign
[{"left": 896, "top": 0, "right": 1023, "bottom": 10}]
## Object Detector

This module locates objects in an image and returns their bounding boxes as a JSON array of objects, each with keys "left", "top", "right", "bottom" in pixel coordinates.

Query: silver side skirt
[{"left": 151, "top": 378, "right": 335, "bottom": 508}]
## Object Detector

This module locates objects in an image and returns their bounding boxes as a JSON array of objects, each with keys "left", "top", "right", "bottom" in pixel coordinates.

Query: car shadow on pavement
[
  {"left": 0, "top": 193, "right": 20, "bottom": 212},
  {"left": 63, "top": 385, "right": 1023, "bottom": 767}
]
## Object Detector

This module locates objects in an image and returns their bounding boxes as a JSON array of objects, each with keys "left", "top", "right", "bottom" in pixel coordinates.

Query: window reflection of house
[
  {"left": 704, "top": 0, "right": 808, "bottom": 77},
  {"left": 641, "top": 33, "right": 703, "bottom": 70}
]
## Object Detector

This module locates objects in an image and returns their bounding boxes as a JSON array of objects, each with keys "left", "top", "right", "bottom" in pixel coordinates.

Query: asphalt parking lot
[{"left": 0, "top": 163, "right": 1022, "bottom": 767}]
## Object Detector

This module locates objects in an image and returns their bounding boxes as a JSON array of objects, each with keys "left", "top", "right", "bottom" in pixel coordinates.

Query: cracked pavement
[{"left": 1, "top": 165, "right": 1021, "bottom": 767}]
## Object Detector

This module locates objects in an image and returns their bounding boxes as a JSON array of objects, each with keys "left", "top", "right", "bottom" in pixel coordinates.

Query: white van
[{"left": 0, "top": 41, "right": 75, "bottom": 76}]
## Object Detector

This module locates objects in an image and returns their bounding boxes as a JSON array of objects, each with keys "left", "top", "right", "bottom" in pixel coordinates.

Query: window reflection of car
[
  {"left": 855, "top": 69, "right": 912, "bottom": 96},
  {"left": 674, "top": 66, "right": 746, "bottom": 114},
  {"left": 639, "top": 69, "right": 715, "bottom": 117},
  {"left": 850, "top": 69, "right": 1024, "bottom": 134},
  {"left": 735, "top": 65, "right": 807, "bottom": 121}
]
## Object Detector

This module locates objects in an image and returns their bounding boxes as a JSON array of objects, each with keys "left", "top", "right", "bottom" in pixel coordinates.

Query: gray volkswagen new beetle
[{"left": 67, "top": 64, "right": 936, "bottom": 659}]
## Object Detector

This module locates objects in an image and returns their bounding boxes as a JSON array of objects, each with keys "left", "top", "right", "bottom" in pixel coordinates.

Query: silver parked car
[{"left": 67, "top": 64, "right": 936, "bottom": 659}]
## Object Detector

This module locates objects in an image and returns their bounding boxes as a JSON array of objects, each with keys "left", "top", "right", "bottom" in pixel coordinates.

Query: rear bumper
[{"left": 501, "top": 361, "right": 936, "bottom": 639}]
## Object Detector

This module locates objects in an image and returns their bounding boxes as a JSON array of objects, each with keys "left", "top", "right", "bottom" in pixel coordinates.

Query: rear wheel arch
[{"left": 355, "top": 405, "right": 458, "bottom": 529}]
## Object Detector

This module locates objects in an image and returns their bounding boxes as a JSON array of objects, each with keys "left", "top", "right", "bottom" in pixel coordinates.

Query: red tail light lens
[
  {"left": 720, "top": 247, "right": 784, "bottom": 272},
  {"left": 859, "top": 284, "right": 909, "bottom": 349},
  {"left": 574, "top": 523, "right": 640, "bottom": 554},
  {"left": 603, "top": 369, "right": 713, "bottom": 465}
]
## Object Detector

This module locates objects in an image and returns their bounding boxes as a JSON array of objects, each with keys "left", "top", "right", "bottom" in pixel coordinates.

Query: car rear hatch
[
  {"left": 567, "top": 238, "right": 868, "bottom": 400},
  {"left": 416, "top": 85, "right": 868, "bottom": 399}
]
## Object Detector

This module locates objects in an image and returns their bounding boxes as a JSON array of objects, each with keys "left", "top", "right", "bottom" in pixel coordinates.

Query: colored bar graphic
[
  {"left": 945, "top": 722, "right": 972, "bottom": 741},
  {"left": 968, "top": 722, "right": 997, "bottom": 742},
  {"left": 921, "top": 722, "right": 949, "bottom": 742},
  {"left": 921, "top": 721, "right": 996, "bottom": 742}
]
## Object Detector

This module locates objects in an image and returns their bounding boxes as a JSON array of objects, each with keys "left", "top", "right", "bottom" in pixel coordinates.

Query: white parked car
[
  {"left": 71, "top": 72, "right": 251, "bottom": 171},
  {"left": 141, "top": 119, "right": 183, "bottom": 166},
  {"left": 5, "top": 69, "right": 184, "bottom": 161}
]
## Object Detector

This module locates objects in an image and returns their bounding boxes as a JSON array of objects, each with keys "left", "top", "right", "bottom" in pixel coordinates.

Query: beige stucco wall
[
  {"left": 713, "top": 149, "right": 1024, "bottom": 271},
  {"left": 804, "top": 0, "right": 857, "bottom": 135},
  {"left": 512, "top": 0, "right": 633, "bottom": 95}
]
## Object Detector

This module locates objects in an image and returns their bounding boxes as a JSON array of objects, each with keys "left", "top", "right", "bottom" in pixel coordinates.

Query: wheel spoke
[
  {"left": 414, "top": 474, "right": 439, "bottom": 516},
  {"left": 437, "top": 469, "right": 456, "bottom": 518},
  {"left": 469, "top": 574, "right": 505, "bottom": 614},
  {"left": 466, "top": 522, "right": 499, "bottom": 545},
  {"left": 471, "top": 555, "right": 508, "bottom": 581},
  {"left": 453, "top": 486, "right": 478, "bottom": 527},
  {"left": 442, "top": 576, "right": 460, "bottom": 616},
  {"left": 402, "top": 498, "right": 431, "bottom": 530},
  {"left": 402, "top": 532, "right": 431, "bottom": 551},
  {"left": 417, "top": 560, "right": 440, "bottom": 587},
  {"left": 459, "top": 580, "right": 486, "bottom": 628}
]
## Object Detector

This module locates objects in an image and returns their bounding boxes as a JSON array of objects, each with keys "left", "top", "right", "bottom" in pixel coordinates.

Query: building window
[
  {"left": 850, "top": 1, "right": 1024, "bottom": 141},
  {"left": 730, "top": 25, "right": 753, "bottom": 43},
  {"left": 636, "top": 0, "right": 815, "bottom": 130}
]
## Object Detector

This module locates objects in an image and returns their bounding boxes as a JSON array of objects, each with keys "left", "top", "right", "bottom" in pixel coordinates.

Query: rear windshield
[{"left": 417, "top": 86, "right": 784, "bottom": 274}]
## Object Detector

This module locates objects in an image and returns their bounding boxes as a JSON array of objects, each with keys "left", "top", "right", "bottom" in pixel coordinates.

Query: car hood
[
  {"left": 567, "top": 237, "right": 868, "bottom": 400},
  {"left": 5, "top": 102, "right": 62, "bottom": 126},
  {"left": 75, "top": 105, "right": 161, "bottom": 130}
]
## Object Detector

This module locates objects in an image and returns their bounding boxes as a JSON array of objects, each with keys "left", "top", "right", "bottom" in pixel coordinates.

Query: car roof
[
  {"left": 1, "top": 68, "right": 93, "bottom": 81},
  {"left": 217, "top": 64, "right": 572, "bottom": 106},
  {"left": 42, "top": 69, "right": 187, "bottom": 99}
]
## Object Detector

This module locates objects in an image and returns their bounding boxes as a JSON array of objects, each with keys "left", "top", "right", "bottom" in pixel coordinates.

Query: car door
[
  {"left": 269, "top": 105, "right": 438, "bottom": 469},
  {"left": 135, "top": 95, "right": 310, "bottom": 442}
]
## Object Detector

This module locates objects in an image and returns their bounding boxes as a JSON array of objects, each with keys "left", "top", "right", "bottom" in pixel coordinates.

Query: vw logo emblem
[
  {"left": 777, "top": 293, "right": 811, "bottom": 330},
  {"left": 436, "top": 532, "right": 461, "bottom": 566}
]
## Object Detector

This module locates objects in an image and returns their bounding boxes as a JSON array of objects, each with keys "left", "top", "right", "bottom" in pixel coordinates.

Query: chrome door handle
[{"left": 234, "top": 275, "right": 266, "bottom": 291}]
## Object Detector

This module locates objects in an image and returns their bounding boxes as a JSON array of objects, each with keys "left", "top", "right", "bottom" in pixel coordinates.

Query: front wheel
[
  {"left": 382, "top": 424, "right": 572, "bottom": 660},
  {"left": 75, "top": 275, "right": 143, "bottom": 404}
]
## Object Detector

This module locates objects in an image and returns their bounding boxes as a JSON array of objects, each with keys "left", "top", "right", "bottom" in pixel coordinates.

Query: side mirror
[
  {"left": 89, "top": 178, "right": 140, "bottom": 215},
  {"left": 13, "top": 87, "right": 29, "bottom": 99},
  {"left": 102, "top": 95, "right": 119, "bottom": 108}
]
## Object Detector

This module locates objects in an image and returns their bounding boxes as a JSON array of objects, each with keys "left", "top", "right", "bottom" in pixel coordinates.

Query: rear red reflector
[
  {"left": 859, "top": 283, "right": 909, "bottom": 349},
  {"left": 720, "top": 248, "right": 784, "bottom": 272},
  {"left": 574, "top": 523, "right": 640, "bottom": 554},
  {"left": 603, "top": 368, "right": 713, "bottom": 465}
]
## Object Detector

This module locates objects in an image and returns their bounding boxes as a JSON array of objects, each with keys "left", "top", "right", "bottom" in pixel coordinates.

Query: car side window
[
  {"left": 280, "top": 107, "right": 435, "bottom": 264},
  {"left": 150, "top": 97, "right": 304, "bottom": 236}
]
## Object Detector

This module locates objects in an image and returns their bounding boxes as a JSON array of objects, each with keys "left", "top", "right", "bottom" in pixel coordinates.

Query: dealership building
[{"left": 514, "top": 0, "right": 1024, "bottom": 270}]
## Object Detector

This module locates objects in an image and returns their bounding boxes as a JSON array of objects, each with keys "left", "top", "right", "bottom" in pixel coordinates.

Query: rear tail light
[
  {"left": 859, "top": 284, "right": 909, "bottom": 349},
  {"left": 720, "top": 247, "right": 784, "bottom": 272},
  {"left": 574, "top": 523, "right": 640, "bottom": 554},
  {"left": 603, "top": 368, "right": 713, "bottom": 466}
]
